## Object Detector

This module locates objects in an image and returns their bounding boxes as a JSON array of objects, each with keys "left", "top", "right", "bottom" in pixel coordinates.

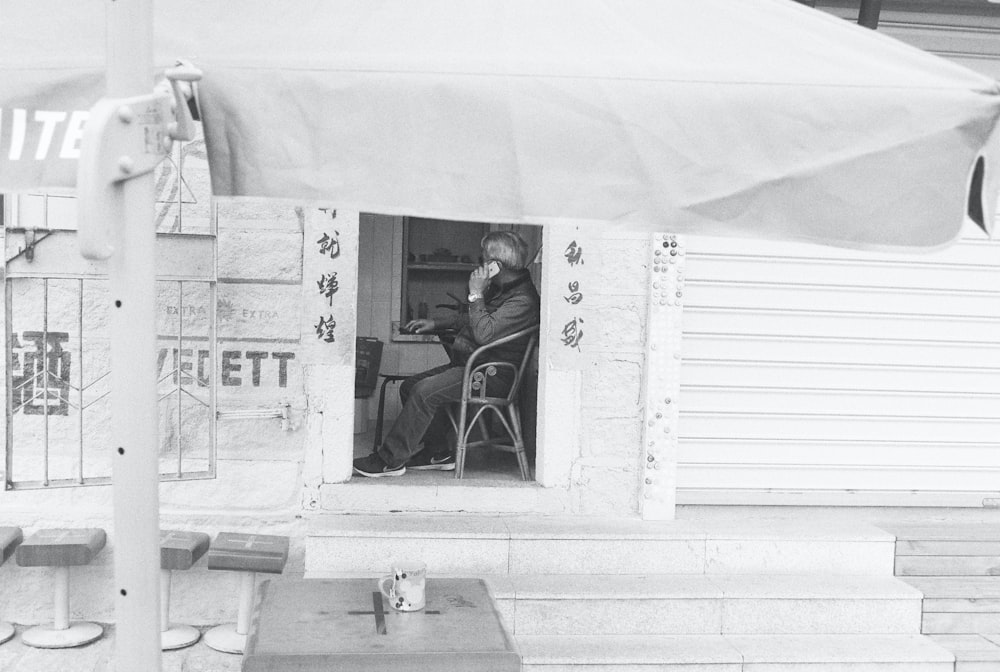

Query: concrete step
[
  {"left": 305, "top": 572, "right": 923, "bottom": 636},
  {"left": 896, "top": 555, "right": 1000, "bottom": 576},
  {"left": 0, "top": 627, "right": 954, "bottom": 672},
  {"left": 305, "top": 514, "right": 896, "bottom": 576},
  {"left": 923, "top": 612, "right": 1000, "bottom": 635},
  {"left": 499, "top": 573, "right": 921, "bottom": 636},
  {"left": 930, "top": 634, "right": 1000, "bottom": 672},
  {"left": 891, "top": 523, "right": 1000, "bottom": 577},
  {"left": 517, "top": 634, "right": 954, "bottom": 671},
  {"left": 906, "top": 576, "right": 1000, "bottom": 633},
  {"left": 889, "top": 523, "right": 1000, "bottom": 544}
]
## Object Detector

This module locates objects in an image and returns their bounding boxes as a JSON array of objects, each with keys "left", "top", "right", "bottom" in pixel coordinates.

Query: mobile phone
[{"left": 486, "top": 261, "right": 501, "bottom": 278}]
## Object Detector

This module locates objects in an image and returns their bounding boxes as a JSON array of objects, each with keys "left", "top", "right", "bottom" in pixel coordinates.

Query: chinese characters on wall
[
  {"left": 10, "top": 331, "right": 70, "bottom": 416},
  {"left": 561, "top": 241, "right": 585, "bottom": 352},
  {"left": 313, "top": 209, "right": 341, "bottom": 343},
  {"left": 548, "top": 228, "right": 595, "bottom": 369}
]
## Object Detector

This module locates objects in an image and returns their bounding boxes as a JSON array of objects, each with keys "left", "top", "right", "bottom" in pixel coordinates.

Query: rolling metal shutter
[{"left": 676, "top": 221, "right": 1000, "bottom": 504}]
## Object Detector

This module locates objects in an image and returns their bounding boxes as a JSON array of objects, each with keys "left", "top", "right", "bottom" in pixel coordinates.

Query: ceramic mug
[{"left": 378, "top": 560, "right": 427, "bottom": 612}]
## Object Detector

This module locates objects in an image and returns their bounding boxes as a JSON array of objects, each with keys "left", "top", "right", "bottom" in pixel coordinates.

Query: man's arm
[
  {"left": 466, "top": 293, "right": 537, "bottom": 346},
  {"left": 432, "top": 307, "right": 468, "bottom": 331}
]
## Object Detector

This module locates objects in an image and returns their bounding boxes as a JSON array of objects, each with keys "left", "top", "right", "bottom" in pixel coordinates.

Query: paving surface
[{"left": 0, "top": 626, "right": 242, "bottom": 672}]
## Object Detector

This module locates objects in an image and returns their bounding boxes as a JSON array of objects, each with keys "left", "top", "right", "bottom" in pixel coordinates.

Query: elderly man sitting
[{"left": 353, "top": 231, "right": 540, "bottom": 477}]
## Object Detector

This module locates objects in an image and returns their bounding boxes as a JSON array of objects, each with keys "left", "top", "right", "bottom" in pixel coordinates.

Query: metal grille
[{"left": 3, "top": 192, "right": 218, "bottom": 489}]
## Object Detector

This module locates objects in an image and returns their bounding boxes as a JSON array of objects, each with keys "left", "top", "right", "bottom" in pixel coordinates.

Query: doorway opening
[{"left": 354, "top": 214, "right": 542, "bottom": 484}]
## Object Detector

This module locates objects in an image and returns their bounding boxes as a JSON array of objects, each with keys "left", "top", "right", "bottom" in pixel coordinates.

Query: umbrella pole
[{"left": 105, "top": 0, "right": 162, "bottom": 669}]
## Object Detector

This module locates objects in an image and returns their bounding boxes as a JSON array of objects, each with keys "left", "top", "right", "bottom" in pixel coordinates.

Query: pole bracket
[{"left": 77, "top": 61, "right": 203, "bottom": 260}]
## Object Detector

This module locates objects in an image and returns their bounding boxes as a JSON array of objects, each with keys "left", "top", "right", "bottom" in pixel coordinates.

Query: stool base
[
  {"left": 162, "top": 624, "right": 201, "bottom": 651},
  {"left": 203, "top": 623, "right": 245, "bottom": 654},
  {"left": 22, "top": 621, "right": 103, "bottom": 649},
  {"left": 0, "top": 621, "right": 14, "bottom": 645}
]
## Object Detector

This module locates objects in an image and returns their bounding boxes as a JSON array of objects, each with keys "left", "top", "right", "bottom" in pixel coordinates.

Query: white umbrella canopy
[{"left": 1, "top": 0, "right": 999, "bottom": 249}]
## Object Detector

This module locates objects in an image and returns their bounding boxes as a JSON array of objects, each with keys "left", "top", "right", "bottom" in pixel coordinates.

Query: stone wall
[{"left": 537, "top": 227, "right": 651, "bottom": 516}]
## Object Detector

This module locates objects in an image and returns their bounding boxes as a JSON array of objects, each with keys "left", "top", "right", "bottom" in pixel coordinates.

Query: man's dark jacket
[{"left": 439, "top": 269, "right": 540, "bottom": 366}]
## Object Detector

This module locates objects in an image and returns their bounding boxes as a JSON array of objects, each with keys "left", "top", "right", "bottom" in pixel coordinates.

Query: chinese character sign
[
  {"left": 548, "top": 227, "right": 595, "bottom": 369},
  {"left": 301, "top": 208, "right": 359, "bottom": 365},
  {"left": 11, "top": 331, "right": 71, "bottom": 416}
]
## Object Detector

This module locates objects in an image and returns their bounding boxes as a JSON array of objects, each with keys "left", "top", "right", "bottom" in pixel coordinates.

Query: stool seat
[
  {"left": 208, "top": 533, "right": 288, "bottom": 575},
  {"left": 0, "top": 527, "right": 23, "bottom": 565},
  {"left": 16, "top": 528, "right": 106, "bottom": 567},
  {"left": 160, "top": 530, "right": 210, "bottom": 571}
]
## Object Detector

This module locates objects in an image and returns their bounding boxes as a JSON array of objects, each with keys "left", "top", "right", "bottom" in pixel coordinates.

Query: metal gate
[{"left": 3, "top": 188, "right": 218, "bottom": 489}]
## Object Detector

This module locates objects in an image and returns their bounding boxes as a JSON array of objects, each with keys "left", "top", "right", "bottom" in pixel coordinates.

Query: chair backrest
[{"left": 464, "top": 324, "right": 540, "bottom": 404}]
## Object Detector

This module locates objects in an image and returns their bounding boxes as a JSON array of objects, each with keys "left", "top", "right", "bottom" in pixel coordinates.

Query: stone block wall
[
  {"left": 538, "top": 228, "right": 651, "bottom": 516},
  {"left": 1, "top": 134, "right": 315, "bottom": 513}
]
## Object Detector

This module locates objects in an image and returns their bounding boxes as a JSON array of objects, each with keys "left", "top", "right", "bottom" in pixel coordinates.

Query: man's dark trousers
[{"left": 376, "top": 364, "right": 514, "bottom": 469}]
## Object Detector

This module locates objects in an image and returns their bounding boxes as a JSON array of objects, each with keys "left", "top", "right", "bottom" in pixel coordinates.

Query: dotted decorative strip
[{"left": 641, "top": 233, "right": 685, "bottom": 520}]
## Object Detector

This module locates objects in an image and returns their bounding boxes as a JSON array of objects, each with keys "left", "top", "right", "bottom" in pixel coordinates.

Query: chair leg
[
  {"left": 508, "top": 404, "right": 531, "bottom": 481},
  {"left": 454, "top": 402, "right": 470, "bottom": 479},
  {"left": 373, "top": 376, "right": 394, "bottom": 451},
  {"left": 475, "top": 416, "right": 490, "bottom": 443}
]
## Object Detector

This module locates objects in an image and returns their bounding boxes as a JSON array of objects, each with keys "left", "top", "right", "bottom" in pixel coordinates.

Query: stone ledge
[{"left": 518, "top": 633, "right": 953, "bottom": 667}]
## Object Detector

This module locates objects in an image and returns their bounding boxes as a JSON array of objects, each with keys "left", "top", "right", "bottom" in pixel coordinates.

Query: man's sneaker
[
  {"left": 353, "top": 453, "right": 406, "bottom": 478},
  {"left": 408, "top": 452, "right": 456, "bottom": 471}
]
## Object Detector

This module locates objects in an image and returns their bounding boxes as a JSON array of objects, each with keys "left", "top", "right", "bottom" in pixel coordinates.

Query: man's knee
[{"left": 409, "top": 378, "right": 433, "bottom": 400}]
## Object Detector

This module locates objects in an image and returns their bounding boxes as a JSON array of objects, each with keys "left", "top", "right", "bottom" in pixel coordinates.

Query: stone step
[
  {"left": 306, "top": 572, "right": 923, "bottom": 636},
  {"left": 906, "top": 579, "right": 1000, "bottom": 634},
  {"left": 896, "top": 555, "right": 1000, "bottom": 576},
  {"left": 923, "top": 612, "right": 1000, "bottom": 635},
  {"left": 305, "top": 514, "right": 896, "bottom": 576},
  {"left": 500, "top": 574, "right": 922, "bottom": 636},
  {"left": 902, "top": 576, "right": 1000, "bottom": 600},
  {"left": 0, "top": 628, "right": 955, "bottom": 671},
  {"left": 891, "top": 523, "right": 1000, "bottom": 577},
  {"left": 930, "top": 634, "right": 1000, "bottom": 672},
  {"left": 516, "top": 634, "right": 954, "bottom": 671},
  {"left": 888, "top": 523, "right": 1000, "bottom": 543}
]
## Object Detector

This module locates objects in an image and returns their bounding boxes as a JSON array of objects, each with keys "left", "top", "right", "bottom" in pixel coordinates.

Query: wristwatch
[{"left": 467, "top": 293, "right": 483, "bottom": 303}]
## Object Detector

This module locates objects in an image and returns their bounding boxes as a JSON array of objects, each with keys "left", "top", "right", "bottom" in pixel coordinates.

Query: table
[{"left": 243, "top": 578, "right": 520, "bottom": 672}]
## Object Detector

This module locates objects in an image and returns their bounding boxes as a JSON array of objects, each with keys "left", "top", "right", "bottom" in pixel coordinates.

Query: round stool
[
  {"left": 203, "top": 532, "right": 289, "bottom": 654},
  {"left": 16, "top": 528, "right": 106, "bottom": 648}
]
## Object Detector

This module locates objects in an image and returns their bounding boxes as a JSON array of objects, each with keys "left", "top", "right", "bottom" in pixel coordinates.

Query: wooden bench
[
  {"left": 15, "top": 528, "right": 106, "bottom": 648},
  {"left": 0, "top": 527, "right": 23, "bottom": 645},
  {"left": 159, "top": 530, "right": 210, "bottom": 650},
  {"left": 203, "top": 532, "right": 289, "bottom": 654}
]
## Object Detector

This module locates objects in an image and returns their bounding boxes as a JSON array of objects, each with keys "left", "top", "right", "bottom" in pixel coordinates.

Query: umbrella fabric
[{"left": 1, "top": 0, "right": 998, "bottom": 250}]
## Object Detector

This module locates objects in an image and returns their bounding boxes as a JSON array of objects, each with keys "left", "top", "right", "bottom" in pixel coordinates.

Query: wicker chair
[{"left": 447, "top": 324, "right": 539, "bottom": 480}]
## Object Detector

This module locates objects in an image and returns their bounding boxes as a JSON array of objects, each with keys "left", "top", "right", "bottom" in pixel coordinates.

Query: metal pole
[
  {"left": 176, "top": 281, "right": 183, "bottom": 476},
  {"left": 106, "top": 0, "right": 162, "bottom": 670},
  {"left": 53, "top": 567, "right": 69, "bottom": 630},
  {"left": 160, "top": 569, "right": 171, "bottom": 632},
  {"left": 77, "top": 279, "right": 84, "bottom": 484},
  {"left": 5, "top": 278, "right": 14, "bottom": 487},
  {"left": 237, "top": 572, "right": 256, "bottom": 635},
  {"left": 42, "top": 279, "right": 49, "bottom": 486}
]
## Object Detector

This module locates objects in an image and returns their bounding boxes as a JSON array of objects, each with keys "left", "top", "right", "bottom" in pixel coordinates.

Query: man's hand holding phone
[{"left": 468, "top": 261, "right": 496, "bottom": 299}]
